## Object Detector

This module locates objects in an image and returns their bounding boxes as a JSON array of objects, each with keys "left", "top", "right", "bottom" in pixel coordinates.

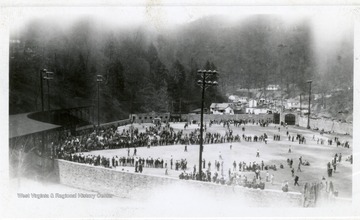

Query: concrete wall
[
  {"left": 131, "top": 112, "right": 170, "bottom": 123},
  {"left": 54, "top": 159, "right": 302, "bottom": 207},
  {"left": 100, "top": 119, "right": 131, "bottom": 128},
  {"left": 298, "top": 116, "right": 352, "bottom": 135},
  {"left": 77, "top": 119, "right": 131, "bottom": 130},
  {"left": 185, "top": 114, "right": 274, "bottom": 123}
]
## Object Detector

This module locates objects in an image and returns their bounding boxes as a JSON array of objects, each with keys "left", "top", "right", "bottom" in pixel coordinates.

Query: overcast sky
[
  {"left": 9, "top": 5, "right": 353, "bottom": 32},
  {"left": 8, "top": 6, "right": 354, "bottom": 72}
]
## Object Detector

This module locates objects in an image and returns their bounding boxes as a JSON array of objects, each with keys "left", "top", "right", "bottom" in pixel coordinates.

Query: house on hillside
[
  {"left": 233, "top": 103, "right": 246, "bottom": 114},
  {"left": 266, "top": 84, "right": 280, "bottom": 91},
  {"left": 238, "top": 97, "right": 248, "bottom": 104},
  {"left": 249, "top": 99, "right": 257, "bottom": 108},
  {"left": 210, "top": 103, "right": 234, "bottom": 115},
  {"left": 286, "top": 98, "right": 298, "bottom": 110},
  {"left": 228, "top": 95, "right": 240, "bottom": 103},
  {"left": 245, "top": 107, "right": 270, "bottom": 115},
  {"left": 283, "top": 98, "right": 310, "bottom": 115}
]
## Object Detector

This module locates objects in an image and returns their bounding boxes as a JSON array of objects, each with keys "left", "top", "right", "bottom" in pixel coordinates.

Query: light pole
[
  {"left": 299, "top": 93, "right": 303, "bottom": 116},
  {"left": 39, "top": 69, "right": 54, "bottom": 112},
  {"left": 44, "top": 71, "right": 54, "bottom": 111},
  {"left": 39, "top": 69, "right": 54, "bottom": 159},
  {"left": 40, "top": 69, "right": 46, "bottom": 112},
  {"left": 278, "top": 44, "right": 287, "bottom": 113},
  {"left": 96, "top": 75, "right": 103, "bottom": 129},
  {"left": 179, "top": 98, "right": 182, "bottom": 122},
  {"left": 39, "top": 69, "right": 46, "bottom": 157},
  {"left": 197, "top": 69, "right": 218, "bottom": 181},
  {"left": 307, "top": 80, "right": 312, "bottom": 129}
]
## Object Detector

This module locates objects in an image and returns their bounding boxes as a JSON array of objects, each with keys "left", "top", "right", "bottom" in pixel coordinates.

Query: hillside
[{"left": 9, "top": 15, "right": 353, "bottom": 123}]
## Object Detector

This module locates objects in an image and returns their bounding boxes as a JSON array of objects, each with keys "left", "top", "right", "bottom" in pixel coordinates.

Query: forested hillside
[{"left": 9, "top": 15, "right": 353, "bottom": 122}]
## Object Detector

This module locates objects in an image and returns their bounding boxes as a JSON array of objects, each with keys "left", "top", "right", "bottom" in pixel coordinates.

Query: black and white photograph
[{"left": 1, "top": 1, "right": 359, "bottom": 219}]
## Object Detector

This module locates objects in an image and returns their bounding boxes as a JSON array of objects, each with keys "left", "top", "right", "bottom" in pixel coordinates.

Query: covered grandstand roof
[{"left": 9, "top": 113, "right": 60, "bottom": 139}]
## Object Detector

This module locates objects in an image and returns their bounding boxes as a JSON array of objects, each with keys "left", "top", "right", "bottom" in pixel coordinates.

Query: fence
[
  {"left": 298, "top": 116, "right": 352, "bottom": 135},
  {"left": 185, "top": 114, "right": 274, "bottom": 123},
  {"left": 75, "top": 119, "right": 131, "bottom": 134}
]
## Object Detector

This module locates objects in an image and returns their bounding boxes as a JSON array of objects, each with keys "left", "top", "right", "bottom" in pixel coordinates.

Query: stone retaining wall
[
  {"left": 54, "top": 159, "right": 302, "bottom": 207},
  {"left": 298, "top": 116, "right": 352, "bottom": 135}
]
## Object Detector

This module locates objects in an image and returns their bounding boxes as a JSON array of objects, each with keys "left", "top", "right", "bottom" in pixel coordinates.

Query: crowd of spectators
[
  {"left": 51, "top": 119, "right": 352, "bottom": 195},
  {"left": 60, "top": 151, "right": 167, "bottom": 171},
  {"left": 315, "top": 136, "right": 350, "bottom": 148},
  {"left": 54, "top": 122, "right": 254, "bottom": 158}
]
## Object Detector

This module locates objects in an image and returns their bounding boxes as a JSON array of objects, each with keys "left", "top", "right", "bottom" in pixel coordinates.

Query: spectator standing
[
  {"left": 297, "top": 162, "right": 302, "bottom": 172},
  {"left": 294, "top": 175, "right": 299, "bottom": 186}
]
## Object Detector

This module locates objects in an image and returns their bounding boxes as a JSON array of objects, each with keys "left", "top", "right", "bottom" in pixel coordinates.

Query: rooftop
[{"left": 9, "top": 113, "right": 60, "bottom": 139}]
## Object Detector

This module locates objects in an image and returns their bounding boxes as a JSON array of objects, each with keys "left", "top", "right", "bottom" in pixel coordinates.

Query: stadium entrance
[
  {"left": 285, "top": 114, "right": 296, "bottom": 125},
  {"left": 273, "top": 113, "right": 280, "bottom": 124}
]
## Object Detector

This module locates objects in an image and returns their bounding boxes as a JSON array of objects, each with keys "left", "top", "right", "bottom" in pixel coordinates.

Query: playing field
[{"left": 84, "top": 122, "right": 353, "bottom": 198}]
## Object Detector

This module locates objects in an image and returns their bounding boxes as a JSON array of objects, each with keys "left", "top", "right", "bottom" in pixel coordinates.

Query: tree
[{"left": 107, "top": 59, "right": 125, "bottom": 99}]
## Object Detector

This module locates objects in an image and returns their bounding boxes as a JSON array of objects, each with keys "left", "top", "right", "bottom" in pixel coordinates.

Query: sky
[
  {"left": 7, "top": 5, "right": 354, "bottom": 32},
  {"left": 7, "top": 6, "right": 354, "bottom": 62},
  {"left": 11, "top": 5, "right": 355, "bottom": 82}
]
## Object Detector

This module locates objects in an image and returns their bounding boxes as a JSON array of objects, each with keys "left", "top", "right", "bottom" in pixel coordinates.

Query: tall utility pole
[
  {"left": 299, "top": 93, "right": 302, "bottom": 116},
  {"left": 278, "top": 44, "right": 287, "bottom": 113},
  {"left": 39, "top": 69, "right": 45, "bottom": 157},
  {"left": 40, "top": 69, "right": 54, "bottom": 112},
  {"left": 96, "top": 75, "right": 103, "bottom": 129},
  {"left": 47, "top": 79, "right": 50, "bottom": 110},
  {"left": 307, "top": 80, "right": 312, "bottom": 129},
  {"left": 44, "top": 71, "right": 54, "bottom": 111},
  {"left": 179, "top": 98, "right": 182, "bottom": 121},
  {"left": 197, "top": 70, "right": 218, "bottom": 181},
  {"left": 39, "top": 69, "right": 46, "bottom": 112},
  {"left": 39, "top": 69, "right": 54, "bottom": 159}
]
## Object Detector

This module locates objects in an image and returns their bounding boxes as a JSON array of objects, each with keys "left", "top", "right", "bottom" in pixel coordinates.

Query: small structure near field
[
  {"left": 210, "top": 103, "right": 234, "bottom": 115},
  {"left": 245, "top": 107, "right": 270, "bottom": 115},
  {"left": 130, "top": 112, "right": 170, "bottom": 123}
]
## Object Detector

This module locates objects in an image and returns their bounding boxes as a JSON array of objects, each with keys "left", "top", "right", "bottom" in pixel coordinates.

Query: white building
[
  {"left": 238, "top": 97, "right": 248, "bottom": 104},
  {"left": 228, "top": 95, "right": 240, "bottom": 103},
  {"left": 245, "top": 107, "right": 270, "bottom": 115},
  {"left": 285, "top": 99, "right": 297, "bottom": 110},
  {"left": 249, "top": 99, "right": 257, "bottom": 108},
  {"left": 266, "top": 84, "right": 280, "bottom": 91},
  {"left": 210, "top": 103, "right": 234, "bottom": 115}
]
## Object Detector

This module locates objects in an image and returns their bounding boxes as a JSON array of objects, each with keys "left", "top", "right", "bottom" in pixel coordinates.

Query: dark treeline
[{"left": 9, "top": 15, "right": 353, "bottom": 122}]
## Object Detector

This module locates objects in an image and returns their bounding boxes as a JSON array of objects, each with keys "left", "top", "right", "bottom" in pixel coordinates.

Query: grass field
[{"left": 84, "top": 122, "right": 353, "bottom": 198}]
